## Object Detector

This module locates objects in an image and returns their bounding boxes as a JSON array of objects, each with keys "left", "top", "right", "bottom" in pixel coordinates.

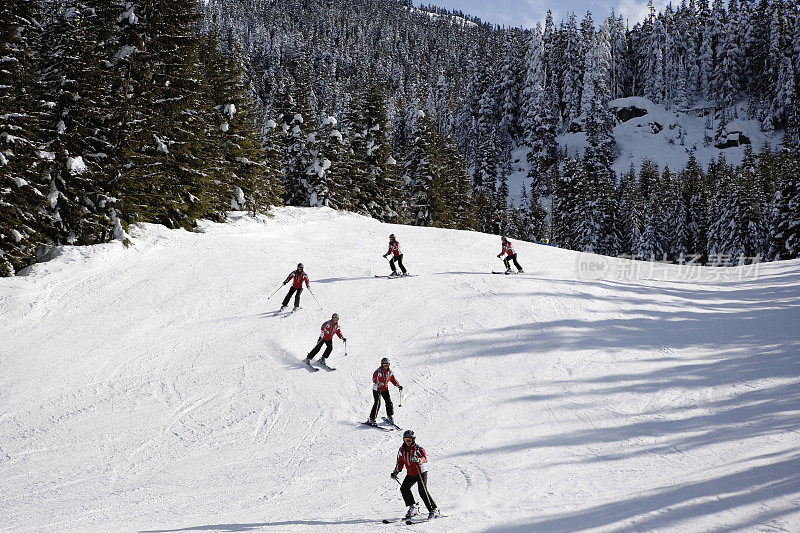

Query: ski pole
[
  {"left": 399, "top": 388, "right": 402, "bottom": 408},
  {"left": 267, "top": 283, "right": 284, "bottom": 299},
  {"left": 344, "top": 340, "right": 348, "bottom": 356},
  {"left": 307, "top": 287, "right": 323, "bottom": 310}
]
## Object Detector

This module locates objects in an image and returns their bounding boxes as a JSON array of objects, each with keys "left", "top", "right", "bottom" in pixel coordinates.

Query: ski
[
  {"left": 375, "top": 274, "right": 415, "bottom": 279},
  {"left": 280, "top": 306, "right": 302, "bottom": 317},
  {"left": 382, "top": 518, "right": 403, "bottom": 524},
  {"left": 303, "top": 360, "right": 319, "bottom": 372},
  {"left": 361, "top": 421, "right": 393, "bottom": 432},
  {"left": 316, "top": 361, "right": 337, "bottom": 371},
  {"left": 406, "top": 514, "right": 446, "bottom": 525},
  {"left": 491, "top": 271, "right": 518, "bottom": 275},
  {"left": 382, "top": 417, "right": 402, "bottom": 430}
]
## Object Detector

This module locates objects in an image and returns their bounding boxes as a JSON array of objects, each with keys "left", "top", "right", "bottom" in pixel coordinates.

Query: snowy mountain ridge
[{"left": 1, "top": 207, "right": 799, "bottom": 531}]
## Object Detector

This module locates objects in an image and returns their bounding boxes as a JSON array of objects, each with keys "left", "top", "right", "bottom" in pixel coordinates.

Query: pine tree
[
  {"left": 524, "top": 183, "right": 547, "bottom": 241},
  {"left": 0, "top": 0, "right": 50, "bottom": 275},
  {"left": 199, "top": 29, "right": 282, "bottom": 218},
  {"left": 551, "top": 157, "right": 580, "bottom": 248},
  {"left": 349, "top": 82, "right": 401, "bottom": 220},
  {"left": 115, "top": 0, "right": 212, "bottom": 230},
  {"left": 768, "top": 140, "right": 800, "bottom": 259},
  {"left": 616, "top": 164, "right": 643, "bottom": 257},
  {"left": 38, "top": 1, "right": 119, "bottom": 244},
  {"left": 706, "top": 156, "right": 736, "bottom": 264},
  {"left": 681, "top": 154, "right": 710, "bottom": 263},
  {"left": 279, "top": 57, "right": 316, "bottom": 207},
  {"left": 404, "top": 109, "right": 436, "bottom": 226},
  {"left": 637, "top": 159, "right": 663, "bottom": 260},
  {"left": 496, "top": 35, "right": 523, "bottom": 154},
  {"left": 310, "top": 113, "right": 350, "bottom": 210},
  {"left": 441, "top": 134, "right": 476, "bottom": 230}
]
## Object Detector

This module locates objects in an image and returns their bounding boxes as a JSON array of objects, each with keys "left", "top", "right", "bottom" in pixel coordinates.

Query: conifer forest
[{"left": 2, "top": 0, "right": 799, "bottom": 276}]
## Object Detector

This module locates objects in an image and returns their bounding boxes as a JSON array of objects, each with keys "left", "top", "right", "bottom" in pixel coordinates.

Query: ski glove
[
  {"left": 398, "top": 385, "right": 403, "bottom": 391},
  {"left": 411, "top": 456, "right": 421, "bottom": 463},
  {"left": 497, "top": 254, "right": 501, "bottom": 258},
  {"left": 342, "top": 338, "right": 347, "bottom": 342},
  {"left": 390, "top": 470, "right": 399, "bottom": 479}
]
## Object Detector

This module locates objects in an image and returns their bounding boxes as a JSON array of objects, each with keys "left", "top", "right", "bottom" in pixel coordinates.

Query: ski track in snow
[{"left": 1, "top": 207, "right": 799, "bottom": 532}]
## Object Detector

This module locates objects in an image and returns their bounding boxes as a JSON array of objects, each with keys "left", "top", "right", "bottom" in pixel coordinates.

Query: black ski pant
[
  {"left": 369, "top": 389, "right": 394, "bottom": 420},
  {"left": 401, "top": 472, "right": 436, "bottom": 512},
  {"left": 307, "top": 338, "right": 333, "bottom": 360},
  {"left": 282, "top": 286, "right": 303, "bottom": 307},
  {"left": 390, "top": 254, "right": 407, "bottom": 274},
  {"left": 504, "top": 253, "right": 522, "bottom": 271}
]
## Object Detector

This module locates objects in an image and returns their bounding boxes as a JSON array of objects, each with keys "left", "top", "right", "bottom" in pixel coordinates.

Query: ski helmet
[
  {"left": 297, "top": 262, "right": 304, "bottom": 269},
  {"left": 332, "top": 313, "right": 339, "bottom": 319},
  {"left": 381, "top": 357, "right": 390, "bottom": 365},
  {"left": 389, "top": 233, "right": 395, "bottom": 239},
  {"left": 403, "top": 430, "right": 415, "bottom": 441},
  {"left": 501, "top": 236, "right": 508, "bottom": 242}
]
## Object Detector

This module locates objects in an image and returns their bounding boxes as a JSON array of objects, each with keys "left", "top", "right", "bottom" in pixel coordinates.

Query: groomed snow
[{"left": 1, "top": 207, "right": 799, "bottom": 532}]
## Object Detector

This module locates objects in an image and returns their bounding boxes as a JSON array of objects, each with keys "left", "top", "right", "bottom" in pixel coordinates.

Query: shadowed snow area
[{"left": 1, "top": 207, "right": 799, "bottom": 532}]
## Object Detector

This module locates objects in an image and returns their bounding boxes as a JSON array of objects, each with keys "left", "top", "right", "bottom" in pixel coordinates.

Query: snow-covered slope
[{"left": 2, "top": 207, "right": 799, "bottom": 532}]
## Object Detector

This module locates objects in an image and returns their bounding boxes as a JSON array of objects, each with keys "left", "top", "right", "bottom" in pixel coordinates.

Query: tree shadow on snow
[
  {"left": 480, "top": 451, "right": 800, "bottom": 532},
  {"left": 428, "top": 268, "right": 800, "bottom": 530}
]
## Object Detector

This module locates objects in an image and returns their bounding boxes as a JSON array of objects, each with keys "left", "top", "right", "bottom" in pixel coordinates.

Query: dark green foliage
[
  {"left": 38, "top": 0, "right": 119, "bottom": 245},
  {"left": 0, "top": 0, "right": 282, "bottom": 275},
  {"left": 0, "top": 0, "right": 50, "bottom": 274}
]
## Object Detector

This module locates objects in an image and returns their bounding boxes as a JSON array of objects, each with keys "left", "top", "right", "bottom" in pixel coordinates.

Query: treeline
[
  {"left": 206, "top": 0, "right": 800, "bottom": 262},
  {"left": 504, "top": 141, "right": 800, "bottom": 263},
  {"left": 4, "top": 0, "right": 800, "bottom": 275},
  {"left": 0, "top": 0, "right": 282, "bottom": 276}
]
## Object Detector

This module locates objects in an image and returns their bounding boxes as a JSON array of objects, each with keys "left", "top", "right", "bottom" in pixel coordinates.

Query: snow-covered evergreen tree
[{"left": 0, "top": 0, "right": 50, "bottom": 275}]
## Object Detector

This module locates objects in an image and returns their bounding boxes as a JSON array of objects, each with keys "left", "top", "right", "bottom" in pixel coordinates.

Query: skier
[
  {"left": 391, "top": 430, "right": 440, "bottom": 520},
  {"left": 281, "top": 263, "right": 310, "bottom": 310},
  {"left": 497, "top": 236, "right": 523, "bottom": 274},
  {"left": 367, "top": 357, "right": 402, "bottom": 426},
  {"left": 305, "top": 313, "right": 346, "bottom": 366},
  {"left": 383, "top": 234, "right": 408, "bottom": 277}
]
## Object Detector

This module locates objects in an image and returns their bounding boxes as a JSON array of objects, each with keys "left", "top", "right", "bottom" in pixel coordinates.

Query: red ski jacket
[
  {"left": 395, "top": 443, "right": 428, "bottom": 476},
  {"left": 373, "top": 366, "right": 400, "bottom": 391},
  {"left": 320, "top": 319, "right": 343, "bottom": 341},
  {"left": 385, "top": 241, "right": 402, "bottom": 257},
  {"left": 284, "top": 269, "right": 310, "bottom": 289},
  {"left": 499, "top": 241, "right": 515, "bottom": 256}
]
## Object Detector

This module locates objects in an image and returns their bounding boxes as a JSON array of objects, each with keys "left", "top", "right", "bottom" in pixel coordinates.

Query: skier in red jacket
[
  {"left": 391, "top": 430, "right": 440, "bottom": 520},
  {"left": 497, "top": 236, "right": 523, "bottom": 274},
  {"left": 305, "top": 313, "right": 346, "bottom": 367},
  {"left": 281, "top": 263, "right": 310, "bottom": 310},
  {"left": 368, "top": 357, "right": 402, "bottom": 425},
  {"left": 383, "top": 234, "right": 408, "bottom": 277}
]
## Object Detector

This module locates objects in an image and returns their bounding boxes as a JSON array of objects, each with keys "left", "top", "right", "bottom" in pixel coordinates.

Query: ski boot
[
  {"left": 390, "top": 271, "right": 400, "bottom": 277},
  {"left": 305, "top": 358, "right": 313, "bottom": 367},
  {"left": 517, "top": 268, "right": 524, "bottom": 273},
  {"left": 504, "top": 268, "right": 512, "bottom": 274},
  {"left": 404, "top": 503, "right": 419, "bottom": 519},
  {"left": 386, "top": 416, "right": 395, "bottom": 425},
  {"left": 428, "top": 508, "right": 440, "bottom": 519},
  {"left": 366, "top": 418, "right": 378, "bottom": 426}
]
